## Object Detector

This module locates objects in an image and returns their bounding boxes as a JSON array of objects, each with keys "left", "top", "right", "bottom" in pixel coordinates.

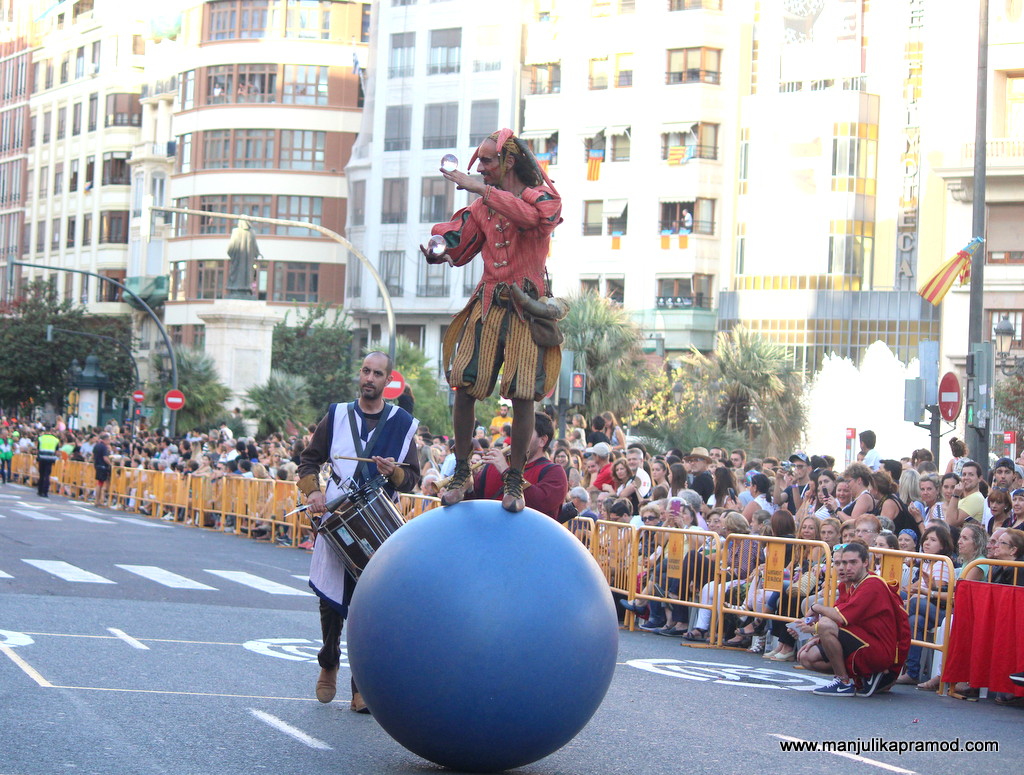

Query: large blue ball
[{"left": 346, "top": 500, "right": 618, "bottom": 772}]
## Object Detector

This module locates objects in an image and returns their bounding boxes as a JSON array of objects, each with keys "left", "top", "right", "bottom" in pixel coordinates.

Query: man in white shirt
[{"left": 860, "top": 430, "right": 881, "bottom": 471}]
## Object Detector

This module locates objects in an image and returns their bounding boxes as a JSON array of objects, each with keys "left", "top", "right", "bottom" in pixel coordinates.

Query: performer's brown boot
[
  {"left": 315, "top": 667, "right": 338, "bottom": 703},
  {"left": 350, "top": 676, "right": 370, "bottom": 713},
  {"left": 441, "top": 459, "right": 473, "bottom": 506},
  {"left": 501, "top": 468, "right": 526, "bottom": 513}
]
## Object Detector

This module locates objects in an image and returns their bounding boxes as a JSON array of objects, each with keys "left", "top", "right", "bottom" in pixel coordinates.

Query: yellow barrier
[
  {"left": 566, "top": 517, "right": 596, "bottom": 551},
  {"left": 398, "top": 492, "right": 442, "bottom": 519},
  {"left": 593, "top": 520, "right": 637, "bottom": 597},
  {"left": 628, "top": 526, "right": 724, "bottom": 638}
]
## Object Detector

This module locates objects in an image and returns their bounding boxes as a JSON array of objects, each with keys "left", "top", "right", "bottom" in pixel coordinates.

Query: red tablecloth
[{"left": 942, "top": 580, "right": 1024, "bottom": 696}]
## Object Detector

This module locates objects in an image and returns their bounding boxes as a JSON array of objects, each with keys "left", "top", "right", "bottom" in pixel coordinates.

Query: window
[
  {"left": 69, "top": 159, "right": 79, "bottom": 192},
  {"left": 350, "top": 179, "right": 366, "bottom": 226},
  {"left": 203, "top": 130, "right": 231, "bottom": 169},
  {"left": 583, "top": 200, "right": 602, "bottom": 236},
  {"left": 473, "top": 26, "right": 501, "bottom": 72},
  {"left": 282, "top": 0, "right": 332, "bottom": 39},
  {"left": 379, "top": 251, "right": 404, "bottom": 296},
  {"left": 384, "top": 105, "right": 412, "bottom": 151},
  {"left": 987, "top": 310, "right": 1024, "bottom": 348},
  {"left": 66, "top": 217, "right": 76, "bottom": 248},
  {"left": 180, "top": 70, "right": 195, "bottom": 110},
  {"left": 659, "top": 201, "right": 693, "bottom": 234},
  {"left": 469, "top": 100, "right": 498, "bottom": 145},
  {"left": 100, "top": 211, "right": 129, "bottom": 244},
  {"left": 207, "top": 0, "right": 270, "bottom": 41},
  {"left": 828, "top": 220, "right": 872, "bottom": 276},
  {"left": 75, "top": 47, "right": 85, "bottom": 79},
  {"left": 605, "top": 277, "right": 624, "bottom": 304},
  {"left": 418, "top": 261, "right": 448, "bottom": 297},
  {"left": 282, "top": 65, "right": 327, "bottom": 104},
  {"left": 133, "top": 35, "right": 145, "bottom": 56},
  {"left": 280, "top": 130, "right": 325, "bottom": 170},
  {"left": 36, "top": 221, "right": 44, "bottom": 252},
  {"left": 60, "top": 53, "right": 69, "bottom": 84},
  {"left": 72, "top": 102, "right": 82, "bottom": 135},
  {"left": 42, "top": 111, "right": 51, "bottom": 143},
  {"left": 389, "top": 32, "right": 415, "bottom": 78},
  {"left": 207, "top": 66, "right": 233, "bottom": 104},
  {"left": 589, "top": 57, "right": 609, "bottom": 90},
  {"left": 56, "top": 107, "right": 66, "bottom": 139},
  {"left": 200, "top": 196, "right": 230, "bottom": 234},
  {"left": 53, "top": 162, "right": 64, "bottom": 194},
  {"left": 735, "top": 224, "right": 746, "bottom": 274},
  {"left": 276, "top": 195, "right": 322, "bottom": 235},
  {"left": 611, "top": 132, "right": 630, "bottom": 162},
  {"left": 169, "top": 261, "right": 187, "bottom": 301},
  {"left": 45, "top": 60, "right": 53, "bottom": 90},
  {"left": 381, "top": 178, "right": 408, "bottom": 223},
  {"left": 526, "top": 62, "right": 560, "bottom": 94},
  {"left": 660, "top": 123, "right": 718, "bottom": 160},
  {"left": 88, "top": 93, "right": 98, "bottom": 131},
  {"left": 39, "top": 165, "right": 48, "bottom": 198},
  {"left": 420, "top": 177, "right": 453, "bottom": 223},
  {"left": 196, "top": 261, "right": 226, "bottom": 299},
  {"left": 607, "top": 202, "right": 627, "bottom": 235},
  {"left": 347, "top": 254, "right": 362, "bottom": 296},
  {"left": 234, "top": 128, "right": 275, "bottom": 168},
  {"left": 274, "top": 261, "right": 319, "bottom": 302},
  {"left": 429, "top": 28, "right": 461, "bottom": 75},
  {"left": 669, "top": 0, "right": 722, "bottom": 9},
  {"left": 51, "top": 218, "right": 61, "bottom": 250},
  {"left": 694, "top": 198, "right": 715, "bottom": 234},
  {"left": 91, "top": 41, "right": 101, "bottom": 73},
  {"left": 580, "top": 277, "right": 599, "bottom": 293},
  {"left": 236, "top": 63, "right": 277, "bottom": 103},
  {"left": 423, "top": 102, "right": 458, "bottom": 148},
  {"left": 85, "top": 156, "right": 94, "bottom": 190},
  {"left": 615, "top": 53, "right": 633, "bottom": 87},
  {"left": 105, "top": 93, "right": 141, "bottom": 127},
  {"left": 361, "top": 2, "right": 371, "bottom": 42},
  {"left": 173, "top": 197, "right": 189, "bottom": 237},
  {"left": 666, "top": 47, "right": 721, "bottom": 84},
  {"left": 177, "top": 133, "right": 193, "bottom": 173},
  {"left": 233, "top": 195, "right": 272, "bottom": 234},
  {"left": 28, "top": 115, "right": 35, "bottom": 146}
]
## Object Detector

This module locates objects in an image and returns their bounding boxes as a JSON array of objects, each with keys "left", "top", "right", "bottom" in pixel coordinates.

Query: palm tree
[
  {"left": 685, "top": 325, "right": 806, "bottom": 456},
  {"left": 560, "top": 291, "right": 647, "bottom": 418},
  {"left": 245, "top": 370, "right": 315, "bottom": 438},
  {"left": 150, "top": 346, "right": 231, "bottom": 433}
]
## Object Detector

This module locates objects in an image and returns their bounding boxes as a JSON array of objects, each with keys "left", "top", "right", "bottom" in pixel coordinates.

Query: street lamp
[
  {"left": 993, "top": 315, "right": 1024, "bottom": 376},
  {"left": 671, "top": 380, "right": 685, "bottom": 404}
]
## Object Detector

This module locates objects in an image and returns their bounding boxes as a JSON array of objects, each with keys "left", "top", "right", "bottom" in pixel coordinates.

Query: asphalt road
[{"left": 1, "top": 483, "right": 1020, "bottom": 775}]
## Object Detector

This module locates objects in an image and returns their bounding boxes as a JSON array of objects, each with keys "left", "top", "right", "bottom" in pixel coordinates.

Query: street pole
[
  {"left": 967, "top": 0, "right": 989, "bottom": 473},
  {"left": 12, "top": 260, "right": 179, "bottom": 436},
  {"left": 151, "top": 206, "right": 398, "bottom": 364}
]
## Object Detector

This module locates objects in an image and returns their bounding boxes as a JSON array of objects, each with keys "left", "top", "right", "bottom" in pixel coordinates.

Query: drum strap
[{"left": 346, "top": 402, "right": 389, "bottom": 484}]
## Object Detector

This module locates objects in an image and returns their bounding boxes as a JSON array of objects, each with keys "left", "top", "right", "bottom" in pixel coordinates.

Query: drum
[{"left": 316, "top": 477, "right": 406, "bottom": 579}]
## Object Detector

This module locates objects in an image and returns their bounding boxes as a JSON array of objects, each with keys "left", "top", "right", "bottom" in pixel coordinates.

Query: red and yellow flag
[
  {"left": 918, "top": 237, "right": 983, "bottom": 306},
  {"left": 586, "top": 149, "right": 603, "bottom": 181},
  {"left": 667, "top": 145, "right": 695, "bottom": 166},
  {"left": 536, "top": 152, "right": 551, "bottom": 176}
]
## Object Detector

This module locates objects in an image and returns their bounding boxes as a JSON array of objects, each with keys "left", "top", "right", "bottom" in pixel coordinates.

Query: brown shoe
[
  {"left": 350, "top": 692, "right": 371, "bottom": 714},
  {"left": 501, "top": 467, "right": 525, "bottom": 512},
  {"left": 441, "top": 459, "right": 473, "bottom": 506},
  {"left": 315, "top": 667, "right": 338, "bottom": 703},
  {"left": 894, "top": 672, "right": 918, "bottom": 685},
  {"left": 916, "top": 676, "right": 941, "bottom": 692}
]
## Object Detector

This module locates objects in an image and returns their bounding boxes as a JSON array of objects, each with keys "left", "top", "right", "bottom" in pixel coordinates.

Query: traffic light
[
  {"left": 966, "top": 342, "right": 992, "bottom": 429},
  {"left": 570, "top": 372, "right": 586, "bottom": 406}
]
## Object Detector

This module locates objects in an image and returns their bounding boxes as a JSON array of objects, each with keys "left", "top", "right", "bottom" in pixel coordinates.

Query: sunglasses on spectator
[{"left": 643, "top": 516, "right": 660, "bottom": 522}]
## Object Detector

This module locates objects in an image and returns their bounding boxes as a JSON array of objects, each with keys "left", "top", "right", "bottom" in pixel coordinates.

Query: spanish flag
[
  {"left": 586, "top": 149, "right": 604, "bottom": 181},
  {"left": 918, "top": 237, "right": 983, "bottom": 306}
]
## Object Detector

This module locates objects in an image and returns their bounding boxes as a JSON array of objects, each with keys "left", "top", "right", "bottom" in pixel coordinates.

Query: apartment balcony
[
  {"left": 130, "top": 141, "right": 177, "bottom": 163},
  {"left": 124, "top": 275, "right": 169, "bottom": 310},
  {"left": 140, "top": 77, "right": 178, "bottom": 101},
  {"left": 632, "top": 303, "right": 717, "bottom": 353}
]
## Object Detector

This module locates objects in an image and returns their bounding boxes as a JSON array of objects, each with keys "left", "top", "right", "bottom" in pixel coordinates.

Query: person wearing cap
[
  {"left": 683, "top": 447, "right": 714, "bottom": 504},
  {"left": 776, "top": 452, "right": 812, "bottom": 513},
  {"left": 991, "top": 457, "right": 1017, "bottom": 491},
  {"left": 588, "top": 442, "right": 614, "bottom": 491},
  {"left": 423, "top": 129, "right": 563, "bottom": 513}
]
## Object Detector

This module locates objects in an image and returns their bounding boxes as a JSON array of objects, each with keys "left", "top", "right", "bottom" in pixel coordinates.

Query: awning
[
  {"left": 662, "top": 121, "right": 698, "bottom": 134},
  {"left": 607, "top": 125, "right": 630, "bottom": 137},
  {"left": 519, "top": 128, "right": 557, "bottom": 140},
  {"left": 579, "top": 126, "right": 605, "bottom": 140},
  {"left": 602, "top": 199, "right": 627, "bottom": 218},
  {"left": 659, "top": 196, "right": 694, "bottom": 204}
]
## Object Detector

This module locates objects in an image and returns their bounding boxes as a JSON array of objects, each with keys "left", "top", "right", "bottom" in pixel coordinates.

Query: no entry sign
[
  {"left": 383, "top": 370, "right": 405, "bottom": 400},
  {"left": 938, "top": 372, "right": 962, "bottom": 422},
  {"left": 164, "top": 389, "right": 186, "bottom": 411},
  {"left": 132, "top": 390, "right": 145, "bottom": 403}
]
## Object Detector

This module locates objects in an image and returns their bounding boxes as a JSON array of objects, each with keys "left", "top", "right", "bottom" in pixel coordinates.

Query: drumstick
[{"left": 331, "top": 454, "right": 411, "bottom": 465}]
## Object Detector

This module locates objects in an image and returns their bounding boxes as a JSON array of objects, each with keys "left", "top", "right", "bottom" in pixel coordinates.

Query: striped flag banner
[
  {"left": 918, "top": 237, "right": 983, "bottom": 306},
  {"left": 586, "top": 149, "right": 604, "bottom": 181},
  {"left": 536, "top": 152, "right": 551, "bottom": 175},
  {"left": 667, "top": 145, "right": 695, "bottom": 165}
]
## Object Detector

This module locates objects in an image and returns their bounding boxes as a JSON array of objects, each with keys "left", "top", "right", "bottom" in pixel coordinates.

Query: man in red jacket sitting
[{"left": 469, "top": 412, "right": 567, "bottom": 520}]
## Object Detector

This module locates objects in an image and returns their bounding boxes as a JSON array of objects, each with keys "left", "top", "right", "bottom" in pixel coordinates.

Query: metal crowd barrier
[
  {"left": 566, "top": 516, "right": 595, "bottom": 551},
  {"left": 593, "top": 519, "right": 637, "bottom": 597},
  {"left": 398, "top": 492, "right": 442, "bottom": 519}
]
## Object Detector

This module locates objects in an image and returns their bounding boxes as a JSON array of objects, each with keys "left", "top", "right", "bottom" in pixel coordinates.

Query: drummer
[{"left": 298, "top": 351, "right": 421, "bottom": 713}]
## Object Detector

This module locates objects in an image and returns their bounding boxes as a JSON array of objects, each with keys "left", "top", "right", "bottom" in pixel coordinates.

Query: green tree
[
  {"left": 367, "top": 336, "right": 452, "bottom": 437},
  {"left": 684, "top": 325, "right": 806, "bottom": 456},
  {"left": 245, "top": 370, "right": 315, "bottom": 438},
  {"left": 560, "top": 290, "right": 648, "bottom": 418},
  {"left": 0, "top": 280, "right": 135, "bottom": 412},
  {"left": 271, "top": 304, "right": 354, "bottom": 417},
  {"left": 150, "top": 346, "right": 231, "bottom": 432},
  {"left": 995, "top": 377, "right": 1024, "bottom": 429}
]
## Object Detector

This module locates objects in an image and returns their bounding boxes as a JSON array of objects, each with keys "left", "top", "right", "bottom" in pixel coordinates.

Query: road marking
[
  {"left": 0, "top": 493, "right": 22, "bottom": 499},
  {"left": 204, "top": 570, "right": 314, "bottom": 596},
  {"left": 249, "top": 709, "right": 332, "bottom": 750},
  {"left": 0, "top": 643, "right": 53, "bottom": 687},
  {"left": 107, "top": 627, "right": 150, "bottom": 650},
  {"left": 0, "top": 569, "right": 12, "bottom": 578},
  {"left": 770, "top": 735, "right": 918, "bottom": 774},
  {"left": 17, "top": 501, "right": 44, "bottom": 508},
  {"left": 22, "top": 559, "right": 116, "bottom": 584},
  {"left": 291, "top": 574, "right": 310, "bottom": 582},
  {"left": 39, "top": 684, "right": 319, "bottom": 701},
  {"left": 115, "top": 564, "right": 218, "bottom": 590},
  {"left": 61, "top": 512, "right": 115, "bottom": 524},
  {"left": 14, "top": 509, "right": 60, "bottom": 521},
  {"left": 74, "top": 506, "right": 104, "bottom": 515},
  {"left": 113, "top": 516, "right": 173, "bottom": 529}
]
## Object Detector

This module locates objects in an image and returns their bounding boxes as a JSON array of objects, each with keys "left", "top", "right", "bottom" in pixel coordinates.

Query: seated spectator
[
  {"left": 987, "top": 487, "right": 1014, "bottom": 533},
  {"left": 420, "top": 473, "right": 440, "bottom": 498},
  {"left": 873, "top": 470, "right": 919, "bottom": 537},
  {"left": 955, "top": 523, "right": 988, "bottom": 582},
  {"left": 910, "top": 473, "right": 945, "bottom": 525},
  {"left": 988, "top": 528, "right": 1024, "bottom": 586},
  {"left": 750, "top": 508, "right": 772, "bottom": 535},
  {"left": 818, "top": 516, "right": 842, "bottom": 546},
  {"left": 840, "top": 519, "right": 857, "bottom": 542},
  {"left": 896, "top": 524, "right": 955, "bottom": 687},
  {"left": 854, "top": 514, "right": 881, "bottom": 545},
  {"left": 795, "top": 541, "right": 910, "bottom": 697}
]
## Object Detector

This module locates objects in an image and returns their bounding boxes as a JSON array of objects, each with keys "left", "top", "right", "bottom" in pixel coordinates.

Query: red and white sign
[
  {"left": 1005, "top": 431, "right": 1017, "bottom": 445},
  {"left": 846, "top": 427, "right": 856, "bottom": 440},
  {"left": 938, "top": 372, "right": 962, "bottom": 422},
  {"left": 164, "top": 389, "right": 186, "bottom": 411},
  {"left": 132, "top": 390, "right": 145, "bottom": 403},
  {"left": 383, "top": 370, "right": 405, "bottom": 401}
]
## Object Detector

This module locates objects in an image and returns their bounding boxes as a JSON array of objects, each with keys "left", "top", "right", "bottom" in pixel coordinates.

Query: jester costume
[{"left": 429, "top": 129, "right": 564, "bottom": 402}]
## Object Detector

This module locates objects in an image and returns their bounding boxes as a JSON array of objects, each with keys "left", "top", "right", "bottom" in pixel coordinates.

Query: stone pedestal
[{"left": 198, "top": 300, "right": 285, "bottom": 411}]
